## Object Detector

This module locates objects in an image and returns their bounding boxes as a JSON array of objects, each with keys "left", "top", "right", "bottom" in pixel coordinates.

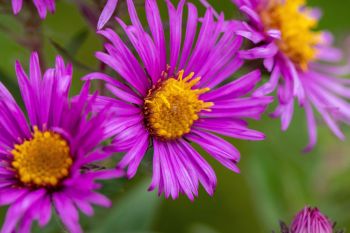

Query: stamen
[
  {"left": 11, "top": 127, "right": 72, "bottom": 187},
  {"left": 259, "top": 0, "right": 322, "bottom": 70},
  {"left": 143, "top": 70, "right": 213, "bottom": 140}
]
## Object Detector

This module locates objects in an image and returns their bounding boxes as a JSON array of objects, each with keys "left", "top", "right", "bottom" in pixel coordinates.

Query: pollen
[
  {"left": 11, "top": 127, "right": 73, "bottom": 187},
  {"left": 259, "top": 0, "right": 322, "bottom": 70},
  {"left": 143, "top": 70, "right": 213, "bottom": 140}
]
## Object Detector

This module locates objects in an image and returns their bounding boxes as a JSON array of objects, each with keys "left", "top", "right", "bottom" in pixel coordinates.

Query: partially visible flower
[
  {"left": 276, "top": 206, "right": 343, "bottom": 233},
  {"left": 86, "top": 0, "right": 272, "bottom": 199},
  {"left": 0, "top": 53, "right": 123, "bottom": 233},
  {"left": 12, "top": 0, "right": 55, "bottom": 18},
  {"left": 231, "top": 0, "right": 350, "bottom": 151}
]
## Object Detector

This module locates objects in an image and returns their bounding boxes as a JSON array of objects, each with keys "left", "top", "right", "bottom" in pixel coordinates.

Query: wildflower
[
  {"left": 0, "top": 53, "right": 123, "bottom": 233},
  {"left": 233, "top": 0, "right": 350, "bottom": 151},
  {"left": 85, "top": 0, "right": 272, "bottom": 199}
]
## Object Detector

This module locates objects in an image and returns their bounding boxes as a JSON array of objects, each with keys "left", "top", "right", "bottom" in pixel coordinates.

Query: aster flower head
[
  {"left": 12, "top": 0, "right": 55, "bottom": 18},
  {"left": 232, "top": 0, "right": 350, "bottom": 151},
  {"left": 86, "top": 0, "right": 272, "bottom": 200},
  {"left": 276, "top": 206, "right": 343, "bottom": 233},
  {"left": 0, "top": 53, "right": 123, "bottom": 233}
]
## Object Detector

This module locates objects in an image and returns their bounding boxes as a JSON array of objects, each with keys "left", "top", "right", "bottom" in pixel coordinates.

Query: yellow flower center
[
  {"left": 259, "top": 0, "right": 322, "bottom": 70},
  {"left": 143, "top": 70, "right": 213, "bottom": 140},
  {"left": 11, "top": 127, "right": 73, "bottom": 187}
]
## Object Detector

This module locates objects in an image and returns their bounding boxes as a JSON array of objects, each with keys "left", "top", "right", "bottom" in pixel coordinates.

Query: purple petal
[
  {"left": 202, "top": 69, "right": 261, "bottom": 101},
  {"left": 12, "top": 0, "right": 23, "bottom": 14},
  {"left": 178, "top": 3, "right": 198, "bottom": 69},
  {"left": 53, "top": 192, "right": 83, "bottom": 233},
  {"left": 97, "top": 0, "right": 119, "bottom": 30},
  {"left": 117, "top": 132, "right": 149, "bottom": 178},
  {"left": 187, "top": 130, "right": 240, "bottom": 173},
  {"left": 303, "top": 101, "right": 317, "bottom": 152},
  {"left": 177, "top": 139, "right": 217, "bottom": 196},
  {"left": 239, "top": 42, "right": 278, "bottom": 60}
]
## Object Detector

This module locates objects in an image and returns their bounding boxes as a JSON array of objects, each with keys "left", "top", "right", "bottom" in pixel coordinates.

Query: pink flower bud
[{"left": 290, "top": 207, "right": 333, "bottom": 233}]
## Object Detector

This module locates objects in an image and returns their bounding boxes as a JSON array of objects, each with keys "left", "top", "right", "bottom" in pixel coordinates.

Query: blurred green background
[{"left": 0, "top": 0, "right": 350, "bottom": 232}]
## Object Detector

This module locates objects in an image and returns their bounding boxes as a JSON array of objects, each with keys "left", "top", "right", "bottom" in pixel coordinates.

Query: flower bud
[{"left": 290, "top": 206, "right": 333, "bottom": 233}]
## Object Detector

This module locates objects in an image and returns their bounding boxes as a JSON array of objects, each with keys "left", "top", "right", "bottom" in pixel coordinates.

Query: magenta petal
[
  {"left": 0, "top": 189, "right": 28, "bottom": 206},
  {"left": 1, "top": 189, "right": 45, "bottom": 233},
  {"left": 33, "top": 0, "right": 48, "bottom": 18},
  {"left": 117, "top": 132, "right": 149, "bottom": 178},
  {"left": 187, "top": 130, "right": 240, "bottom": 173},
  {"left": 76, "top": 201, "right": 94, "bottom": 216},
  {"left": 53, "top": 193, "right": 83, "bottom": 233},
  {"left": 97, "top": 0, "right": 119, "bottom": 30},
  {"left": 167, "top": 142, "right": 198, "bottom": 200},
  {"left": 194, "top": 119, "right": 266, "bottom": 141},
  {"left": 239, "top": 42, "right": 278, "bottom": 60},
  {"left": 303, "top": 101, "right": 317, "bottom": 152},
  {"left": 253, "top": 65, "right": 280, "bottom": 97},
  {"left": 37, "top": 195, "right": 52, "bottom": 227},
  {"left": 177, "top": 139, "right": 217, "bottom": 196},
  {"left": 156, "top": 141, "right": 179, "bottom": 199},
  {"left": 12, "top": 0, "right": 23, "bottom": 14},
  {"left": 167, "top": 0, "right": 185, "bottom": 75},
  {"left": 178, "top": 2, "right": 198, "bottom": 69}
]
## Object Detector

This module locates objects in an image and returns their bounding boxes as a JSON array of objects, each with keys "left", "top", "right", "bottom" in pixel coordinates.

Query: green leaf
[{"left": 89, "top": 179, "right": 161, "bottom": 233}]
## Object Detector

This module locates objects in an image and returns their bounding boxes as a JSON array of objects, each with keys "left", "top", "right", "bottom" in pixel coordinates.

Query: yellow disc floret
[
  {"left": 259, "top": 0, "right": 322, "bottom": 70},
  {"left": 143, "top": 70, "right": 213, "bottom": 140},
  {"left": 11, "top": 127, "right": 73, "bottom": 187}
]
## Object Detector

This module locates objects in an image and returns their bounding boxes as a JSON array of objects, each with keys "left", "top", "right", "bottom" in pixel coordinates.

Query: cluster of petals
[
  {"left": 12, "top": 0, "right": 55, "bottom": 18},
  {"left": 0, "top": 53, "right": 123, "bottom": 233},
  {"left": 232, "top": 0, "right": 350, "bottom": 151}
]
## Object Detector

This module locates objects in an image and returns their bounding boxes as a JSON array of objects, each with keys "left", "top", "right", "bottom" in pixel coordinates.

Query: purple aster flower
[
  {"left": 275, "top": 206, "right": 343, "bottom": 233},
  {"left": 231, "top": 0, "right": 350, "bottom": 151},
  {"left": 12, "top": 0, "right": 55, "bottom": 18},
  {"left": 0, "top": 52, "right": 123, "bottom": 233},
  {"left": 85, "top": 0, "right": 272, "bottom": 199}
]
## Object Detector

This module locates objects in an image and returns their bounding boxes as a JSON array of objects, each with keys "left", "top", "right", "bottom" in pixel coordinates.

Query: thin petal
[{"left": 97, "top": 0, "right": 119, "bottom": 30}]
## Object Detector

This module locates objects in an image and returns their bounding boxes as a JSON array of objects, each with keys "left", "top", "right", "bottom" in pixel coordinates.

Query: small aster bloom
[
  {"left": 0, "top": 53, "right": 123, "bottom": 233},
  {"left": 276, "top": 206, "right": 343, "bottom": 233},
  {"left": 232, "top": 0, "right": 350, "bottom": 151},
  {"left": 85, "top": 0, "right": 272, "bottom": 199},
  {"left": 12, "top": 0, "right": 55, "bottom": 18}
]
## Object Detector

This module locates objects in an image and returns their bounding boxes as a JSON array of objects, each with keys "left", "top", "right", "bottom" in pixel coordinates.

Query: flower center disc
[
  {"left": 259, "top": 0, "right": 322, "bottom": 70},
  {"left": 11, "top": 127, "right": 73, "bottom": 187},
  {"left": 143, "top": 70, "right": 213, "bottom": 140}
]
